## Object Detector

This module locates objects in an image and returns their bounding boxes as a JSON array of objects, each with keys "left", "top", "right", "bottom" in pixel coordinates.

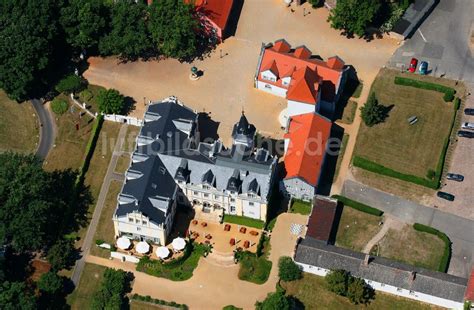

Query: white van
[{"left": 461, "top": 122, "right": 474, "bottom": 130}]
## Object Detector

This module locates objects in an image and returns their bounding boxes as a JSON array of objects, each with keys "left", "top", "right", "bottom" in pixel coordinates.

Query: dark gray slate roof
[
  {"left": 392, "top": 0, "right": 437, "bottom": 38},
  {"left": 294, "top": 238, "right": 468, "bottom": 302}
]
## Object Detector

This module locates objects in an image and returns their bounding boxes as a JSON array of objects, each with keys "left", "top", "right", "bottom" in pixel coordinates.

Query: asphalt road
[
  {"left": 388, "top": 0, "right": 474, "bottom": 83},
  {"left": 31, "top": 99, "right": 55, "bottom": 160},
  {"left": 342, "top": 180, "right": 474, "bottom": 278}
]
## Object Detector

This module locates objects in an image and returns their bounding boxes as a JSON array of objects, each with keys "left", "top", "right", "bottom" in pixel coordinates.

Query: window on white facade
[
  {"left": 203, "top": 193, "right": 209, "bottom": 198},
  {"left": 264, "top": 84, "right": 272, "bottom": 89},
  {"left": 397, "top": 288, "right": 402, "bottom": 292},
  {"left": 249, "top": 202, "right": 254, "bottom": 206},
  {"left": 142, "top": 221, "right": 147, "bottom": 225},
  {"left": 135, "top": 219, "right": 140, "bottom": 223},
  {"left": 409, "top": 291, "right": 415, "bottom": 295},
  {"left": 230, "top": 198, "right": 235, "bottom": 202},
  {"left": 193, "top": 191, "right": 199, "bottom": 196},
  {"left": 128, "top": 218, "right": 133, "bottom": 222},
  {"left": 203, "top": 185, "right": 210, "bottom": 190},
  {"left": 214, "top": 195, "right": 219, "bottom": 200},
  {"left": 137, "top": 227, "right": 141, "bottom": 231},
  {"left": 230, "top": 206, "right": 236, "bottom": 213},
  {"left": 248, "top": 193, "right": 255, "bottom": 198}
]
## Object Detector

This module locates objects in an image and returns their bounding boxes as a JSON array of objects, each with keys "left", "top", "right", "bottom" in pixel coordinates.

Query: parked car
[
  {"left": 408, "top": 58, "right": 418, "bottom": 73},
  {"left": 461, "top": 122, "right": 474, "bottom": 130},
  {"left": 419, "top": 61, "right": 428, "bottom": 75},
  {"left": 465, "top": 108, "right": 474, "bottom": 116},
  {"left": 457, "top": 130, "right": 474, "bottom": 138},
  {"left": 446, "top": 173, "right": 464, "bottom": 182},
  {"left": 437, "top": 191, "right": 455, "bottom": 201}
]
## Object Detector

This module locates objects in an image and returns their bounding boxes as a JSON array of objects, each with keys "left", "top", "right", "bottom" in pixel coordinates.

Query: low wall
[
  {"left": 110, "top": 251, "right": 140, "bottom": 264},
  {"left": 104, "top": 114, "right": 143, "bottom": 126}
]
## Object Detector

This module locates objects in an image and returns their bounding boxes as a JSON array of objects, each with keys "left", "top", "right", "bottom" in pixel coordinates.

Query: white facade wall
[
  {"left": 287, "top": 100, "right": 317, "bottom": 117},
  {"left": 104, "top": 114, "right": 144, "bottom": 126},
  {"left": 296, "top": 262, "right": 465, "bottom": 310},
  {"left": 242, "top": 198, "right": 261, "bottom": 219},
  {"left": 256, "top": 80, "right": 288, "bottom": 98}
]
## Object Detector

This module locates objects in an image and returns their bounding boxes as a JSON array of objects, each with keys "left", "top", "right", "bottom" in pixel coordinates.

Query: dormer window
[{"left": 203, "top": 185, "right": 210, "bottom": 190}]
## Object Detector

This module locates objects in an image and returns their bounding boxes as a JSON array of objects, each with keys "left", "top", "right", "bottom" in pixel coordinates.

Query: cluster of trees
[
  {"left": 360, "top": 92, "right": 388, "bottom": 127},
  {"left": 0, "top": 0, "right": 210, "bottom": 102},
  {"left": 328, "top": 0, "right": 413, "bottom": 37},
  {"left": 91, "top": 268, "right": 133, "bottom": 309},
  {"left": 325, "top": 269, "right": 375, "bottom": 304},
  {"left": 0, "top": 153, "right": 92, "bottom": 308}
]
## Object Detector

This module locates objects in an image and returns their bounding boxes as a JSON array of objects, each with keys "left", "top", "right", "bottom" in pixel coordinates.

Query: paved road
[
  {"left": 31, "top": 99, "right": 55, "bottom": 160},
  {"left": 388, "top": 0, "right": 474, "bottom": 83},
  {"left": 342, "top": 180, "right": 474, "bottom": 278},
  {"left": 70, "top": 124, "right": 128, "bottom": 286}
]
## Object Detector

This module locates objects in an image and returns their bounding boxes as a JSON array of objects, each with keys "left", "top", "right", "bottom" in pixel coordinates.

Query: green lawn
[
  {"left": 123, "top": 125, "right": 140, "bottom": 153},
  {"left": 0, "top": 90, "right": 39, "bottom": 153},
  {"left": 335, "top": 206, "right": 382, "bottom": 252},
  {"left": 339, "top": 100, "right": 358, "bottom": 124},
  {"left": 289, "top": 199, "right": 312, "bottom": 215},
  {"left": 237, "top": 251, "right": 272, "bottom": 284},
  {"left": 374, "top": 225, "right": 445, "bottom": 271},
  {"left": 223, "top": 214, "right": 265, "bottom": 229},
  {"left": 354, "top": 68, "right": 462, "bottom": 179},
  {"left": 90, "top": 180, "right": 123, "bottom": 258},
  {"left": 282, "top": 273, "right": 440, "bottom": 310},
  {"left": 333, "top": 133, "right": 349, "bottom": 182},
  {"left": 67, "top": 263, "right": 106, "bottom": 310},
  {"left": 136, "top": 243, "right": 208, "bottom": 281},
  {"left": 115, "top": 153, "right": 131, "bottom": 174}
]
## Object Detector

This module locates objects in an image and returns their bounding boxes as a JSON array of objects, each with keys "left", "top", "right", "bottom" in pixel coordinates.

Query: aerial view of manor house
[{"left": 1, "top": 0, "right": 474, "bottom": 309}]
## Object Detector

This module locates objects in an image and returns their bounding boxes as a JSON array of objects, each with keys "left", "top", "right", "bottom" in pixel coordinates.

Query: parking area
[
  {"left": 84, "top": 0, "right": 398, "bottom": 144},
  {"left": 388, "top": 0, "right": 474, "bottom": 83},
  {"left": 434, "top": 87, "right": 474, "bottom": 220}
]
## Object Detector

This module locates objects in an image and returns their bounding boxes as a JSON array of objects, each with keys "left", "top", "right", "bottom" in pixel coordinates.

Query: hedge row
[
  {"left": 131, "top": 294, "right": 188, "bottom": 309},
  {"left": 331, "top": 195, "right": 383, "bottom": 216},
  {"left": 413, "top": 223, "right": 452, "bottom": 273},
  {"left": 75, "top": 114, "right": 104, "bottom": 185},
  {"left": 394, "top": 76, "right": 456, "bottom": 101},
  {"left": 352, "top": 156, "right": 439, "bottom": 189}
]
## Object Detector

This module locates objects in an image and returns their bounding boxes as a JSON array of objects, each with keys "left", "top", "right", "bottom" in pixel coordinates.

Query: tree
[
  {"left": 347, "top": 277, "right": 373, "bottom": 304},
  {"left": 99, "top": 0, "right": 152, "bottom": 60},
  {"left": 255, "top": 291, "right": 290, "bottom": 310},
  {"left": 328, "top": 0, "right": 381, "bottom": 37},
  {"left": 148, "top": 0, "right": 202, "bottom": 60},
  {"left": 55, "top": 75, "right": 86, "bottom": 94},
  {"left": 51, "top": 99, "right": 69, "bottom": 115},
  {"left": 47, "top": 239, "right": 76, "bottom": 271},
  {"left": 325, "top": 269, "right": 349, "bottom": 296},
  {"left": 0, "top": 281, "right": 36, "bottom": 309},
  {"left": 0, "top": 0, "right": 59, "bottom": 101},
  {"left": 278, "top": 256, "right": 302, "bottom": 282},
  {"left": 37, "top": 272, "right": 63, "bottom": 295},
  {"left": 97, "top": 89, "right": 125, "bottom": 114},
  {"left": 360, "top": 92, "right": 386, "bottom": 127},
  {"left": 91, "top": 268, "right": 130, "bottom": 310},
  {"left": 60, "top": 0, "right": 108, "bottom": 51}
]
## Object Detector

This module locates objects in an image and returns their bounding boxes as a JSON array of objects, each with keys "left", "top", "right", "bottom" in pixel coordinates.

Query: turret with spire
[{"left": 231, "top": 110, "right": 256, "bottom": 149}]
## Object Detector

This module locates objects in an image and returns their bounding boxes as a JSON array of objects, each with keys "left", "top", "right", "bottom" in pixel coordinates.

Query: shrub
[
  {"left": 360, "top": 93, "right": 387, "bottom": 127},
  {"left": 55, "top": 74, "right": 86, "bottom": 94},
  {"left": 325, "top": 269, "right": 350, "bottom": 296},
  {"left": 256, "top": 233, "right": 269, "bottom": 257},
  {"left": 95, "top": 239, "right": 105, "bottom": 245},
  {"left": 97, "top": 88, "right": 125, "bottom": 114},
  {"left": 79, "top": 89, "right": 93, "bottom": 102},
  {"left": 413, "top": 223, "right": 451, "bottom": 272},
  {"left": 278, "top": 256, "right": 302, "bottom": 282},
  {"left": 51, "top": 98, "right": 69, "bottom": 115},
  {"left": 76, "top": 115, "right": 104, "bottom": 185},
  {"left": 454, "top": 97, "right": 461, "bottom": 110},
  {"left": 443, "top": 89, "right": 455, "bottom": 102},
  {"left": 394, "top": 76, "right": 455, "bottom": 94},
  {"left": 347, "top": 277, "right": 373, "bottom": 304},
  {"left": 255, "top": 291, "right": 290, "bottom": 310},
  {"left": 331, "top": 195, "right": 383, "bottom": 216}
]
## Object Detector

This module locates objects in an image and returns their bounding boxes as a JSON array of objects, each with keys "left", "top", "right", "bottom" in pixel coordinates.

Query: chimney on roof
[
  {"left": 410, "top": 271, "right": 416, "bottom": 282},
  {"left": 363, "top": 254, "right": 371, "bottom": 266}
]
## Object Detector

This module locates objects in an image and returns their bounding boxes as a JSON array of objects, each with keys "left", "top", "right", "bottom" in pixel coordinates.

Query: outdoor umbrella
[
  {"left": 156, "top": 246, "right": 170, "bottom": 259},
  {"left": 117, "top": 237, "right": 131, "bottom": 250},
  {"left": 172, "top": 237, "right": 186, "bottom": 251},
  {"left": 136, "top": 241, "right": 150, "bottom": 254}
]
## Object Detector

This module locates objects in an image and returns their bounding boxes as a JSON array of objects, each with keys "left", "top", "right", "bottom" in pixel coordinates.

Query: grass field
[
  {"left": 90, "top": 180, "right": 123, "bottom": 258},
  {"left": 289, "top": 200, "right": 312, "bottom": 215},
  {"left": 339, "top": 101, "right": 358, "bottom": 124},
  {"left": 123, "top": 125, "right": 140, "bottom": 153},
  {"left": 44, "top": 95, "right": 94, "bottom": 171},
  {"left": 354, "top": 69, "right": 462, "bottom": 179},
  {"left": 223, "top": 214, "right": 265, "bottom": 229},
  {"left": 130, "top": 300, "right": 162, "bottom": 310},
  {"left": 67, "top": 263, "right": 106, "bottom": 309},
  {"left": 335, "top": 206, "right": 382, "bottom": 252},
  {"left": 0, "top": 90, "right": 39, "bottom": 153},
  {"left": 282, "top": 273, "right": 440, "bottom": 310},
  {"left": 115, "top": 153, "right": 131, "bottom": 174},
  {"left": 374, "top": 225, "right": 445, "bottom": 271}
]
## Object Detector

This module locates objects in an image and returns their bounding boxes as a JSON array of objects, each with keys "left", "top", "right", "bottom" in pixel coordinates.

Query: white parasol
[
  {"left": 156, "top": 246, "right": 170, "bottom": 259},
  {"left": 172, "top": 237, "right": 186, "bottom": 251},
  {"left": 117, "top": 237, "right": 131, "bottom": 250},
  {"left": 136, "top": 241, "right": 150, "bottom": 254}
]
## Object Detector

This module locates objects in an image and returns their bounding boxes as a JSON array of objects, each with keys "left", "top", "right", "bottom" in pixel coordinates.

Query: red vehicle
[{"left": 408, "top": 58, "right": 418, "bottom": 73}]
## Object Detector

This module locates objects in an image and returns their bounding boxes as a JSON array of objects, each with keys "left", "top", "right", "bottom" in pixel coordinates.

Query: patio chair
[
  {"left": 201, "top": 222, "right": 207, "bottom": 227},
  {"left": 230, "top": 238, "right": 236, "bottom": 246},
  {"left": 240, "top": 227, "right": 246, "bottom": 234},
  {"left": 192, "top": 220, "right": 198, "bottom": 225},
  {"left": 243, "top": 241, "right": 250, "bottom": 249}
]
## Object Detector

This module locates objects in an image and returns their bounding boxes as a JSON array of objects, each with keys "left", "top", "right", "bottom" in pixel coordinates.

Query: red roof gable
[
  {"left": 261, "top": 60, "right": 279, "bottom": 76},
  {"left": 286, "top": 67, "right": 320, "bottom": 104},
  {"left": 258, "top": 40, "right": 345, "bottom": 105},
  {"left": 306, "top": 196, "right": 338, "bottom": 242},
  {"left": 466, "top": 268, "right": 474, "bottom": 301},
  {"left": 284, "top": 113, "right": 332, "bottom": 186}
]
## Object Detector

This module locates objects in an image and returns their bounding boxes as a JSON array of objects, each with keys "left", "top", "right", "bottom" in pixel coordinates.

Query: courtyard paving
[{"left": 84, "top": 0, "right": 398, "bottom": 145}]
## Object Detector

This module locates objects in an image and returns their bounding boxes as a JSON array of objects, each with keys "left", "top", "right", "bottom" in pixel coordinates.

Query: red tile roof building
[
  {"left": 255, "top": 39, "right": 348, "bottom": 120},
  {"left": 305, "top": 196, "right": 338, "bottom": 243},
  {"left": 466, "top": 267, "right": 474, "bottom": 302},
  {"left": 280, "top": 113, "right": 332, "bottom": 201}
]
